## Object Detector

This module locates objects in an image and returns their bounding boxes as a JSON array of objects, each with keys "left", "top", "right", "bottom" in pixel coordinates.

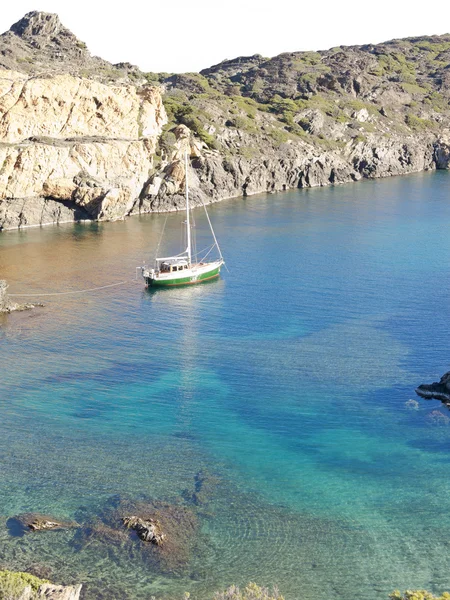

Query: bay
[{"left": 1, "top": 171, "right": 450, "bottom": 599}]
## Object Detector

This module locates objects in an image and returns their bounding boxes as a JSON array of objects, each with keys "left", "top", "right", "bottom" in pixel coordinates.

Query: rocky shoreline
[{"left": 0, "top": 12, "right": 450, "bottom": 230}]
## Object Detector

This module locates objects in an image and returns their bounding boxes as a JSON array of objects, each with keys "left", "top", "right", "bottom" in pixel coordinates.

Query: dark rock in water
[
  {"left": 7, "top": 513, "right": 78, "bottom": 535},
  {"left": 416, "top": 371, "right": 450, "bottom": 404},
  {"left": 122, "top": 515, "right": 165, "bottom": 545}
]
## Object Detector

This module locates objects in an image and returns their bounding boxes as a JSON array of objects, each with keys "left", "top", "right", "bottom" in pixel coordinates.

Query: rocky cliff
[
  {"left": 0, "top": 67, "right": 167, "bottom": 228},
  {"left": 0, "top": 11, "right": 449, "bottom": 230}
]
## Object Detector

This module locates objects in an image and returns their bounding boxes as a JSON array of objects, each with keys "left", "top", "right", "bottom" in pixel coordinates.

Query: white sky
[{"left": 1, "top": 1, "right": 450, "bottom": 73}]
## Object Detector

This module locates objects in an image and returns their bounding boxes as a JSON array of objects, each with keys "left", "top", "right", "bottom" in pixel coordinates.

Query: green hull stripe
[{"left": 147, "top": 266, "right": 221, "bottom": 287}]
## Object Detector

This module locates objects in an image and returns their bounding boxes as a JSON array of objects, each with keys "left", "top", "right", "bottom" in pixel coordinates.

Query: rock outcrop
[
  {"left": 0, "top": 280, "right": 41, "bottom": 313},
  {"left": 21, "top": 583, "right": 82, "bottom": 600},
  {"left": 416, "top": 371, "right": 450, "bottom": 404},
  {"left": 0, "top": 11, "right": 142, "bottom": 83},
  {"left": 0, "top": 69, "right": 167, "bottom": 229}
]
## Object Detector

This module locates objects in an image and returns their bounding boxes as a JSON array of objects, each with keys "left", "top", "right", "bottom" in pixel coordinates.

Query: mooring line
[{"left": 9, "top": 281, "right": 129, "bottom": 297}]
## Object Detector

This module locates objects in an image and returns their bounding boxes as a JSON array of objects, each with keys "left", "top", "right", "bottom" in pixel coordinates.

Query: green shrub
[
  {"left": 405, "top": 114, "right": 435, "bottom": 130},
  {"left": 159, "top": 130, "right": 177, "bottom": 156},
  {"left": 268, "top": 128, "right": 291, "bottom": 145},
  {"left": 402, "top": 82, "right": 431, "bottom": 95},
  {"left": 0, "top": 571, "right": 49, "bottom": 600},
  {"left": 390, "top": 591, "right": 450, "bottom": 600}
]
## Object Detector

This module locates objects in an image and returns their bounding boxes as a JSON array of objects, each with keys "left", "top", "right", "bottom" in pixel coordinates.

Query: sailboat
[{"left": 141, "top": 152, "right": 224, "bottom": 287}]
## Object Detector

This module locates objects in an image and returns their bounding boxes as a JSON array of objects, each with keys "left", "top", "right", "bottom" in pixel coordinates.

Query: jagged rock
[
  {"left": 435, "top": 138, "right": 450, "bottom": 169},
  {"left": 295, "top": 109, "right": 325, "bottom": 134},
  {"left": 353, "top": 108, "right": 370, "bottom": 122},
  {"left": 0, "top": 280, "right": 12, "bottom": 312},
  {"left": 0, "top": 11, "right": 143, "bottom": 83},
  {"left": 37, "top": 584, "right": 82, "bottom": 600},
  {"left": 7, "top": 513, "right": 78, "bottom": 534},
  {"left": 122, "top": 516, "right": 165, "bottom": 545},
  {"left": 0, "top": 71, "right": 164, "bottom": 143},
  {"left": 416, "top": 371, "right": 450, "bottom": 404}
]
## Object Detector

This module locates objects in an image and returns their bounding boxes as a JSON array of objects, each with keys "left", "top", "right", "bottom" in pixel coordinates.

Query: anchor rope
[{"left": 9, "top": 281, "right": 129, "bottom": 297}]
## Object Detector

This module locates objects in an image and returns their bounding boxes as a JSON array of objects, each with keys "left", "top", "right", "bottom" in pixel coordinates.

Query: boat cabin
[{"left": 158, "top": 258, "right": 190, "bottom": 273}]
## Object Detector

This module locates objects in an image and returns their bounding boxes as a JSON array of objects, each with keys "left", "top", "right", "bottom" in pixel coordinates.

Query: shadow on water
[{"left": 6, "top": 518, "right": 25, "bottom": 538}]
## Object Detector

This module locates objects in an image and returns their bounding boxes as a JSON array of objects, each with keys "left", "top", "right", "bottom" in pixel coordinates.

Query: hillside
[{"left": 0, "top": 11, "right": 449, "bottom": 229}]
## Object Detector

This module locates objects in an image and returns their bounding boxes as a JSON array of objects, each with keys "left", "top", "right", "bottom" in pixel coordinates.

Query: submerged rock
[
  {"left": 8, "top": 513, "right": 78, "bottom": 534},
  {"left": 426, "top": 410, "right": 450, "bottom": 426},
  {"left": 405, "top": 399, "right": 419, "bottom": 410},
  {"left": 75, "top": 497, "right": 198, "bottom": 573},
  {"left": 416, "top": 371, "right": 450, "bottom": 404},
  {"left": 122, "top": 515, "right": 165, "bottom": 545},
  {"left": 184, "top": 469, "right": 221, "bottom": 506}
]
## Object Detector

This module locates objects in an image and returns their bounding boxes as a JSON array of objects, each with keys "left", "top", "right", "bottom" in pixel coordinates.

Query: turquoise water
[{"left": 1, "top": 172, "right": 450, "bottom": 599}]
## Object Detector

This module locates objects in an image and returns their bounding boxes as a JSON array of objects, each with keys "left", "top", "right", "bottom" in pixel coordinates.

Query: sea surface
[{"left": 1, "top": 172, "right": 450, "bottom": 600}]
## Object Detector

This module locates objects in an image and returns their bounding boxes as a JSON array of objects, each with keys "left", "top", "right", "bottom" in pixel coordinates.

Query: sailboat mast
[{"left": 184, "top": 151, "right": 192, "bottom": 265}]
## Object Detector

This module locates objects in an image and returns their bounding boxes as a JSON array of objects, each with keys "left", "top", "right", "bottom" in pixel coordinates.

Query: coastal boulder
[
  {"left": 416, "top": 371, "right": 450, "bottom": 404},
  {"left": 8, "top": 513, "right": 78, "bottom": 534}
]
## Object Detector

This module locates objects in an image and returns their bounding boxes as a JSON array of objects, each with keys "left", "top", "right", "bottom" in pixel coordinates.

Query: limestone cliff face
[{"left": 0, "top": 70, "right": 167, "bottom": 229}]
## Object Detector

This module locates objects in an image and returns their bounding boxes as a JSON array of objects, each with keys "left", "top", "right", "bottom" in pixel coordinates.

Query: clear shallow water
[{"left": 1, "top": 172, "right": 450, "bottom": 599}]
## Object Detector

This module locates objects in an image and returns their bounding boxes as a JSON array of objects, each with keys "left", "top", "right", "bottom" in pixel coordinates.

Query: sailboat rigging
[{"left": 141, "top": 152, "right": 224, "bottom": 287}]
